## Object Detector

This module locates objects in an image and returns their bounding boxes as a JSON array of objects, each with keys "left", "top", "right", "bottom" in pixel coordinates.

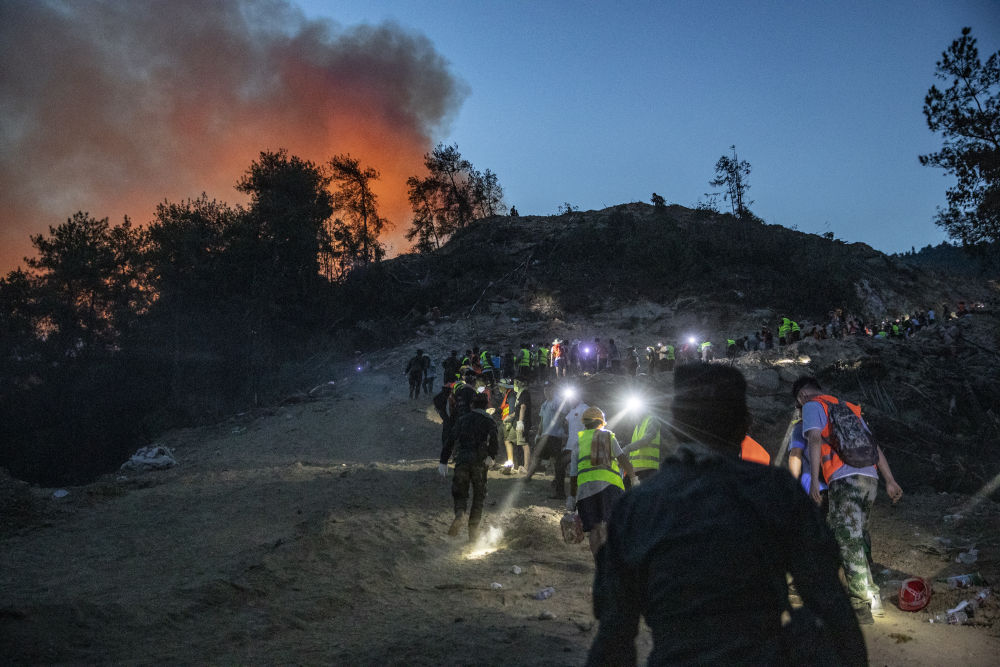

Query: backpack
[{"left": 817, "top": 398, "right": 879, "bottom": 468}]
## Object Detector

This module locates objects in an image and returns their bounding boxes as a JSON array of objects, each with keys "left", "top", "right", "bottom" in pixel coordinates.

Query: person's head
[
  {"left": 543, "top": 383, "right": 555, "bottom": 399},
  {"left": 582, "top": 406, "right": 606, "bottom": 430},
  {"left": 416, "top": 349, "right": 423, "bottom": 356},
  {"left": 472, "top": 393, "right": 489, "bottom": 410},
  {"left": 464, "top": 369, "right": 477, "bottom": 383},
  {"left": 671, "top": 363, "right": 749, "bottom": 454},
  {"left": 791, "top": 376, "right": 822, "bottom": 407}
]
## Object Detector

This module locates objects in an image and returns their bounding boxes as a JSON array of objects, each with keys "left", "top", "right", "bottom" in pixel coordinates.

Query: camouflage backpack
[{"left": 817, "top": 398, "right": 879, "bottom": 468}]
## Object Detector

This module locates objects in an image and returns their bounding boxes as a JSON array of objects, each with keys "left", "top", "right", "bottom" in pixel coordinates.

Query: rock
[{"left": 745, "top": 368, "right": 781, "bottom": 395}]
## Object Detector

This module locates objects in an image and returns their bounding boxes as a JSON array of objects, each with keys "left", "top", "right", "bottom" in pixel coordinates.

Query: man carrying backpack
[{"left": 792, "top": 376, "right": 903, "bottom": 624}]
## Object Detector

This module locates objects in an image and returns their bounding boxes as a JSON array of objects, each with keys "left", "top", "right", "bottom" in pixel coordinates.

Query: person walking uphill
[
  {"left": 567, "top": 407, "right": 636, "bottom": 559},
  {"left": 793, "top": 375, "right": 903, "bottom": 625},
  {"left": 405, "top": 349, "right": 427, "bottom": 399},
  {"left": 438, "top": 392, "right": 499, "bottom": 542},
  {"left": 586, "top": 364, "right": 866, "bottom": 666}
]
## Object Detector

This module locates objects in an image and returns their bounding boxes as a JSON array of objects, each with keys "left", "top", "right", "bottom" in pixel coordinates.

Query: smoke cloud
[{"left": 0, "top": 0, "right": 466, "bottom": 271}]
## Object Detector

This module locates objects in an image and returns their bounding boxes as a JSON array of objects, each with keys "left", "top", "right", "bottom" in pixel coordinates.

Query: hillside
[
  {"left": 331, "top": 203, "right": 994, "bottom": 350},
  {"left": 2, "top": 311, "right": 999, "bottom": 664}
]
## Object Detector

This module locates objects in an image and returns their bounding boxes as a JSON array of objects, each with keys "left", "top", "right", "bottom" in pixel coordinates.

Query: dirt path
[{"left": 2, "top": 369, "right": 998, "bottom": 665}]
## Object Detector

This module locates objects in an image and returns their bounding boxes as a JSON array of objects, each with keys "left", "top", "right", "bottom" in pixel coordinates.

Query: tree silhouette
[
  {"left": 920, "top": 27, "right": 1000, "bottom": 246},
  {"left": 709, "top": 146, "right": 753, "bottom": 218},
  {"left": 327, "top": 154, "right": 389, "bottom": 269}
]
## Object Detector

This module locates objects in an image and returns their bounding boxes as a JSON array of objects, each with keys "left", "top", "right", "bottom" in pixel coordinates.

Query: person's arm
[
  {"left": 787, "top": 449, "right": 803, "bottom": 479},
  {"left": 782, "top": 476, "right": 867, "bottom": 667},
  {"left": 876, "top": 446, "right": 903, "bottom": 503},
  {"left": 487, "top": 419, "right": 500, "bottom": 460},
  {"left": 585, "top": 504, "right": 640, "bottom": 666},
  {"left": 439, "top": 422, "right": 457, "bottom": 465},
  {"left": 806, "top": 429, "right": 823, "bottom": 504}
]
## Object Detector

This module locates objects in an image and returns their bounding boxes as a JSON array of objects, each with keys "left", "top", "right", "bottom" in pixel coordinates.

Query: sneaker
[
  {"left": 854, "top": 605, "right": 874, "bottom": 625},
  {"left": 448, "top": 514, "right": 465, "bottom": 536},
  {"left": 516, "top": 466, "right": 528, "bottom": 474},
  {"left": 870, "top": 597, "right": 886, "bottom": 618}
]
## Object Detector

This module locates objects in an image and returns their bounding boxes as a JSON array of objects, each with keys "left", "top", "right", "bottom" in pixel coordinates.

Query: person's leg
[
  {"left": 828, "top": 475, "right": 879, "bottom": 614},
  {"left": 588, "top": 522, "right": 607, "bottom": 558},
  {"left": 552, "top": 449, "right": 570, "bottom": 498},
  {"left": 450, "top": 464, "right": 471, "bottom": 535},
  {"left": 468, "top": 465, "right": 488, "bottom": 541}
]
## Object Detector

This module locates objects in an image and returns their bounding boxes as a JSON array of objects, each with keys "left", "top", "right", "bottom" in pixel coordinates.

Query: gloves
[
  {"left": 565, "top": 495, "right": 576, "bottom": 512},
  {"left": 629, "top": 474, "right": 640, "bottom": 487},
  {"left": 484, "top": 456, "right": 495, "bottom": 468},
  {"left": 437, "top": 463, "right": 448, "bottom": 478},
  {"left": 516, "top": 420, "right": 524, "bottom": 433}
]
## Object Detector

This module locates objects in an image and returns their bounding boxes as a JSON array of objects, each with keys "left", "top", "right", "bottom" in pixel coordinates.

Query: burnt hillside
[{"left": 331, "top": 203, "right": 991, "bottom": 348}]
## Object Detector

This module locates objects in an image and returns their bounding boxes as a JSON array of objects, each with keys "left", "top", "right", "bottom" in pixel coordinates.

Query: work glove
[
  {"left": 484, "top": 456, "right": 495, "bottom": 468},
  {"left": 629, "top": 474, "right": 640, "bottom": 487},
  {"left": 565, "top": 495, "right": 576, "bottom": 513},
  {"left": 437, "top": 463, "right": 448, "bottom": 478},
  {"left": 516, "top": 420, "right": 524, "bottom": 434}
]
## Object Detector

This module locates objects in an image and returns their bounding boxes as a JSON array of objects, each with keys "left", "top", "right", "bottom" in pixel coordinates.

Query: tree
[
  {"left": 327, "top": 154, "right": 389, "bottom": 269},
  {"left": 25, "top": 212, "right": 147, "bottom": 356},
  {"left": 709, "top": 146, "right": 753, "bottom": 218},
  {"left": 919, "top": 27, "right": 1000, "bottom": 246},
  {"left": 405, "top": 143, "right": 504, "bottom": 251},
  {"left": 651, "top": 193, "right": 667, "bottom": 210}
]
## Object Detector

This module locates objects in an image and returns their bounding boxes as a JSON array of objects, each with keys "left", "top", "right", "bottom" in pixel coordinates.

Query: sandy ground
[{"left": 2, "top": 368, "right": 999, "bottom": 665}]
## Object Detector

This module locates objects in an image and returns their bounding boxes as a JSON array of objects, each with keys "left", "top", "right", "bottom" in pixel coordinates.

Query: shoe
[
  {"left": 468, "top": 526, "right": 480, "bottom": 542},
  {"left": 854, "top": 606, "right": 874, "bottom": 625},
  {"left": 516, "top": 466, "right": 528, "bottom": 474},
  {"left": 870, "top": 597, "right": 886, "bottom": 618},
  {"left": 448, "top": 514, "right": 465, "bottom": 536}
]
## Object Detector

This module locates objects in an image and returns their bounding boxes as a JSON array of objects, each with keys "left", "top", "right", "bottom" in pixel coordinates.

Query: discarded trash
[
  {"left": 943, "top": 514, "right": 963, "bottom": 523},
  {"left": 898, "top": 578, "right": 931, "bottom": 612},
  {"left": 936, "top": 536, "right": 953, "bottom": 546},
  {"left": 52, "top": 489, "right": 69, "bottom": 499},
  {"left": 533, "top": 586, "right": 555, "bottom": 600},
  {"left": 511, "top": 565, "right": 522, "bottom": 575},
  {"left": 538, "top": 610, "right": 556, "bottom": 620},
  {"left": 120, "top": 445, "right": 177, "bottom": 472},
  {"left": 942, "top": 572, "right": 987, "bottom": 589},
  {"left": 956, "top": 547, "right": 979, "bottom": 565},
  {"left": 490, "top": 582, "right": 503, "bottom": 590}
]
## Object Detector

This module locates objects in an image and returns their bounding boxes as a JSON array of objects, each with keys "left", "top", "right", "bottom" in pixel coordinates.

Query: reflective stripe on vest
[
  {"left": 538, "top": 347, "right": 549, "bottom": 365},
  {"left": 519, "top": 349, "right": 531, "bottom": 366},
  {"left": 577, "top": 429, "right": 625, "bottom": 490},
  {"left": 629, "top": 416, "right": 660, "bottom": 470},
  {"left": 666, "top": 346, "right": 675, "bottom": 359},
  {"left": 480, "top": 351, "right": 493, "bottom": 368},
  {"left": 500, "top": 389, "right": 513, "bottom": 420}
]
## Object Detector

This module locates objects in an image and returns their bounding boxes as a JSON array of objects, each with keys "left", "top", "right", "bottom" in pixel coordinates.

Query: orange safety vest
[
  {"left": 809, "top": 394, "right": 863, "bottom": 482},
  {"left": 740, "top": 435, "right": 771, "bottom": 466},
  {"left": 500, "top": 389, "right": 514, "bottom": 421},
  {"left": 551, "top": 342, "right": 562, "bottom": 359}
]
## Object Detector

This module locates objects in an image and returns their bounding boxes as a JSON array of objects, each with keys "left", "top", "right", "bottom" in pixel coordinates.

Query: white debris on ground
[{"left": 120, "top": 445, "right": 178, "bottom": 472}]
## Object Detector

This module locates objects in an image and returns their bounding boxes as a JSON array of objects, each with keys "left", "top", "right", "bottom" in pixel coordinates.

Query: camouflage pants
[
  {"left": 452, "top": 463, "right": 488, "bottom": 531},
  {"left": 827, "top": 474, "right": 878, "bottom": 608}
]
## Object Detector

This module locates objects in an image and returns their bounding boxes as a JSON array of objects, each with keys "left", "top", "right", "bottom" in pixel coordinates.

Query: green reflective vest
[
  {"left": 480, "top": 351, "right": 493, "bottom": 369},
  {"left": 790, "top": 321, "right": 800, "bottom": 333},
  {"left": 628, "top": 416, "right": 660, "bottom": 471},
  {"left": 518, "top": 348, "right": 531, "bottom": 367},
  {"left": 665, "top": 345, "right": 675, "bottom": 360},
  {"left": 576, "top": 429, "right": 624, "bottom": 490},
  {"left": 538, "top": 347, "right": 550, "bottom": 365}
]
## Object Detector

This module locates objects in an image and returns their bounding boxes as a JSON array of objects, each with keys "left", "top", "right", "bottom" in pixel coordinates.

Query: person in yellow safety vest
[
  {"left": 517, "top": 343, "right": 532, "bottom": 381},
  {"left": 537, "top": 344, "right": 550, "bottom": 382},
  {"left": 778, "top": 318, "right": 791, "bottom": 345},
  {"left": 699, "top": 340, "right": 713, "bottom": 362},
  {"left": 790, "top": 319, "right": 801, "bottom": 342},
  {"left": 624, "top": 413, "right": 662, "bottom": 483},
  {"left": 479, "top": 349, "right": 495, "bottom": 383},
  {"left": 567, "top": 407, "right": 637, "bottom": 559}
]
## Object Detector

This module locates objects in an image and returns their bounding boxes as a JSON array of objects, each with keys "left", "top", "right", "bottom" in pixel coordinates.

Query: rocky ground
[{"left": 2, "top": 308, "right": 999, "bottom": 665}]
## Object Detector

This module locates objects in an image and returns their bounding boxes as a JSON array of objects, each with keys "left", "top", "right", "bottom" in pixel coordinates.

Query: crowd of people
[{"left": 409, "top": 313, "right": 928, "bottom": 662}]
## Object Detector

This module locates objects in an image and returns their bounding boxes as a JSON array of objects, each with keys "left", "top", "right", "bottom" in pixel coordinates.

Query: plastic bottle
[
  {"left": 945, "top": 573, "right": 986, "bottom": 588},
  {"left": 534, "top": 586, "right": 555, "bottom": 600}
]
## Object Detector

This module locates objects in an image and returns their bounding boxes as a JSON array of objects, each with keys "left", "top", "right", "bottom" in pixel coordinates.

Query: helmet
[
  {"left": 582, "top": 407, "right": 606, "bottom": 424},
  {"left": 898, "top": 577, "right": 930, "bottom": 612}
]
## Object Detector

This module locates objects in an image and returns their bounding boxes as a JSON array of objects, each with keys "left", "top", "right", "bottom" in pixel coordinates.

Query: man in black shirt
[
  {"left": 586, "top": 363, "right": 866, "bottom": 666},
  {"left": 438, "top": 393, "right": 500, "bottom": 542}
]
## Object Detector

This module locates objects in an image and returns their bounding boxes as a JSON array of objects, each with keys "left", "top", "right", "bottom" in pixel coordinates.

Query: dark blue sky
[{"left": 300, "top": 0, "right": 999, "bottom": 253}]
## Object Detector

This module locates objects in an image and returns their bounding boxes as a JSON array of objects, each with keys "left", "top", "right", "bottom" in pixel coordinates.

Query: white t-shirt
[
  {"left": 564, "top": 402, "right": 589, "bottom": 453},
  {"left": 801, "top": 400, "right": 877, "bottom": 482}
]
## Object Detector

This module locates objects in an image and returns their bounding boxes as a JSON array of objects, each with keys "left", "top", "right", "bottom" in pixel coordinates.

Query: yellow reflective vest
[
  {"left": 628, "top": 416, "right": 661, "bottom": 471},
  {"left": 576, "top": 429, "right": 625, "bottom": 490},
  {"left": 518, "top": 348, "right": 531, "bottom": 367}
]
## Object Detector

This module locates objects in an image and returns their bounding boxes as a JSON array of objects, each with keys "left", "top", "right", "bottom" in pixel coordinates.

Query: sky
[
  {"left": 298, "top": 0, "right": 999, "bottom": 253},
  {"left": 2, "top": 1, "right": 998, "bottom": 272}
]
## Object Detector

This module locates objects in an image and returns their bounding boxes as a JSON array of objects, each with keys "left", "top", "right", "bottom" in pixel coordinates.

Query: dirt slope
[{"left": 2, "top": 358, "right": 999, "bottom": 664}]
